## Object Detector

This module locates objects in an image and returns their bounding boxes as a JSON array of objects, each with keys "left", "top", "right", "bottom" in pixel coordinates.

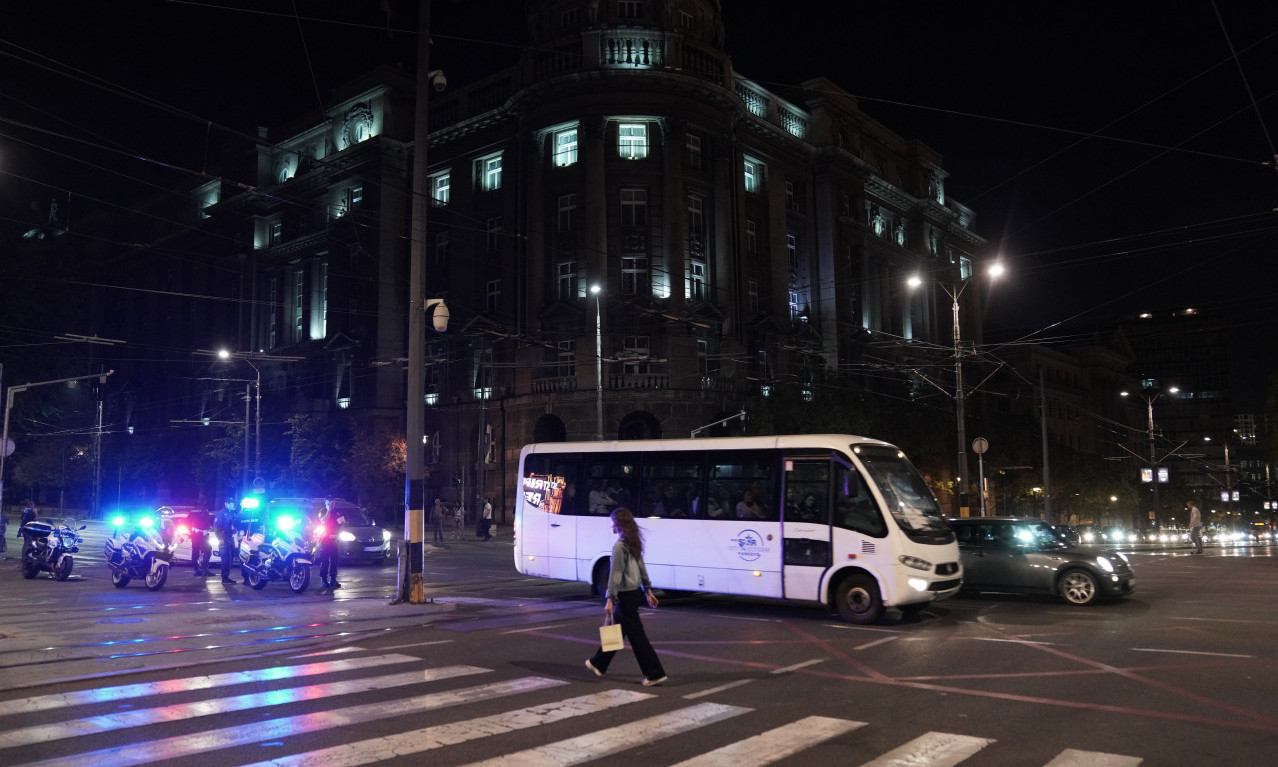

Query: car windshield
[
  {"left": 341, "top": 507, "right": 374, "bottom": 526},
  {"left": 853, "top": 444, "right": 951, "bottom": 537}
]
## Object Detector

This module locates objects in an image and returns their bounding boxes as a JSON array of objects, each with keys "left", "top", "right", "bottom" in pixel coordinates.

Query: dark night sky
[{"left": 3, "top": 1, "right": 1277, "bottom": 409}]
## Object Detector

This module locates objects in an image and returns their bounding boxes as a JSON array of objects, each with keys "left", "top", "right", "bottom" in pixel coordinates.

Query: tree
[{"left": 285, "top": 414, "right": 353, "bottom": 497}]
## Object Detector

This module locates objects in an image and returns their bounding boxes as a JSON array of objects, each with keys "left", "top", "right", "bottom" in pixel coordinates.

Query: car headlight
[
  {"left": 1083, "top": 532, "right": 1095, "bottom": 542},
  {"left": 338, "top": 531, "right": 356, "bottom": 542},
  {"left": 1096, "top": 556, "right": 1115, "bottom": 573},
  {"left": 382, "top": 529, "right": 392, "bottom": 542},
  {"left": 898, "top": 555, "right": 933, "bottom": 571}
]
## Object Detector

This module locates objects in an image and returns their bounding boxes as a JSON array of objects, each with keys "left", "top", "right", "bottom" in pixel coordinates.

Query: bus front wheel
[
  {"left": 834, "top": 574, "right": 884, "bottom": 624},
  {"left": 590, "top": 558, "right": 610, "bottom": 597}
]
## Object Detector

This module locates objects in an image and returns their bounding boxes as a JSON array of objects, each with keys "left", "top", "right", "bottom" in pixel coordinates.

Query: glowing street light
[{"left": 591, "top": 284, "right": 603, "bottom": 441}]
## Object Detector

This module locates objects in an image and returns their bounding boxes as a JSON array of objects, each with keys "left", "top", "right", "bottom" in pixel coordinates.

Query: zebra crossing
[{"left": 0, "top": 652, "right": 1144, "bottom": 767}]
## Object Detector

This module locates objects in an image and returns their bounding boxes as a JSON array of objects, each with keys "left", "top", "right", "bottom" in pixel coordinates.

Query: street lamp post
[
  {"left": 591, "top": 284, "right": 603, "bottom": 441},
  {"left": 909, "top": 262, "right": 1002, "bottom": 516},
  {"left": 220, "top": 350, "right": 260, "bottom": 489},
  {"left": 1120, "top": 386, "right": 1180, "bottom": 522}
]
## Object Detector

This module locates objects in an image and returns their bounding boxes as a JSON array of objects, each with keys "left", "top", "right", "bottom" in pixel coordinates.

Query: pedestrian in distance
[
  {"left": 431, "top": 498, "right": 446, "bottom": 544},
  {"left": 1187, "top": 500, "right": 1204, "bottom": 555},
  {"left": 214, "top": 497, "right": 241, "bottom": 584},
  {"left": 316, "top": 497, "right": 346, "bottom": 588},
  {"left": 0, "top": 508, "right": 8, "bottom": 559},
  {"left": 585, "top": 507, "right": 668, "bottom": 687},
  {"left": 479, "top": 497, "right": 494, "bottom": 540}
]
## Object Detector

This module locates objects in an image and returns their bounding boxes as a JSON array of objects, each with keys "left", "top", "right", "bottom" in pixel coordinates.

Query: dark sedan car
[
  {"left": 268, "top": 498, "right": 393, "bottom": 564},
  {"left": 950, "top": 517, "right": 1135, "bottom": 606}
]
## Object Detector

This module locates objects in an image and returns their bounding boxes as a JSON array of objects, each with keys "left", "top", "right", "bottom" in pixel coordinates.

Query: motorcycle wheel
[
  {"left": 289, "top": 564, "right": 310, "bottom": 593},
  {"left": 111, "top": 569, "right": 131, "bottom": 588},
  {"left": 54, "top": 556, "right": 74, "bottom": 581},
  {"left": 248, "top": 567, "right": 268, "bottom": 590},
  {"left": 145, "top": 566, "right": 168, "bottom": 591},
  {"left": 22, "top": 559, "right": 40, "bottom": 579}
]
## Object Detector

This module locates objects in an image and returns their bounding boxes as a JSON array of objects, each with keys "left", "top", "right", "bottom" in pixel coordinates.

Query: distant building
[{"left": 67, "top": 1, "right": 990, "bottom": 515}]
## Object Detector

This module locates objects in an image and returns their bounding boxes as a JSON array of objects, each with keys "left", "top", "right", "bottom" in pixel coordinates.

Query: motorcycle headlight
[{"left": 338, "top": 531, "right": 356, "bottom": 542}]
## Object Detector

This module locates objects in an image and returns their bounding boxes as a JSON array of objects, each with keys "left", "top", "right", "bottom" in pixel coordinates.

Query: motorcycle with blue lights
[
  {"left": 19, "top": 520, "right": 86, "bottom": 581},
  {"left": 238, "top": 509, "right": 312, "bottom": 592},
  {"left": 104, "top": 513, "right": 174, "bottom": 590}
]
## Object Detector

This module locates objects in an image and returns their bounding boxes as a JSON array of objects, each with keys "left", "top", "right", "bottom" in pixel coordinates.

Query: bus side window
[{"left": 834, "top": 465, "right": 887, "bottom": 537}]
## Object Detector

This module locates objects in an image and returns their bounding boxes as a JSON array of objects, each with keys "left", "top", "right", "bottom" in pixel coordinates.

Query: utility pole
[{"left": 399, "top": 0, "right": 432, "bottom": 604}]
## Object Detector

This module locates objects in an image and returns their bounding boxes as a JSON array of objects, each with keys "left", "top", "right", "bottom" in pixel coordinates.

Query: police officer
[
  {"left": 214, "top": 497, "right": 241, "bottom": 584},
  {"left": 316, "top": 497, "right": 345, "bottom": 588}
]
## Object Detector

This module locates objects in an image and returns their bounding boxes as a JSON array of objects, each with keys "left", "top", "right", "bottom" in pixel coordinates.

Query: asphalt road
[{"left": 0, "top": 523, "right": 1274, "bottom": 765}]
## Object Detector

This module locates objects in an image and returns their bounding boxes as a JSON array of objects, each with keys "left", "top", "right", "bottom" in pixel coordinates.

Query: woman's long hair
[{"left": 611, "top": 507, "right": 644, "bottom": 559}]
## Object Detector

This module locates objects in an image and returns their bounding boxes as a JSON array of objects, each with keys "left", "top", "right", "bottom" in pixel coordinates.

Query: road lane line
[
  {"left": 858, "top": 731, "right": 994, "bottom": 767},
  {"left": 770, "top": 658, "right": 826, "bottom": 675},
  {"left": 1044, "top": 748, "right": 1142, "bottom": 766},
  {"left": 457, "top": 702, "right": 751, "bottom": 767},
  {"left": 668, "top": 715, "right": 865, "bottom": 766},
  {"left": 373, "top": 639, "right": 455, "bottom": 651},
  {"left": 0, "top": 665, "right": 489, "bottom": 750},
  {"left": 0, "top": 654, "right": 421, "bottom": 717},
  {"left": 855, "top": 636, "right": 899, "bottom": 651},
  {"left": 238, "top": 689, "right": 653, "bottom": 767},
  {"left": 1130, "top": 648, "right": 1252, "bottom": 658},
  {"left": 682, "top": 679, "right": 755, "bottom": 700},
  {"left": 17, "top": 676, "right": 568, "bottom": 767}
]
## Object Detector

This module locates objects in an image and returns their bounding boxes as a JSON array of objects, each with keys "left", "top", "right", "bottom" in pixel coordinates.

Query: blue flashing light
[
  {"left": 111, "top": 515, "right": 126, "bottom": 527},
  {"left": 276, "top": 515, "right": 297, "bottom": 532},
  {"left": 140, "top": 516, "right": 155, "bottom": 529},
  {"left": 241, "top": 496, "right": 261, "bottom": 510}
]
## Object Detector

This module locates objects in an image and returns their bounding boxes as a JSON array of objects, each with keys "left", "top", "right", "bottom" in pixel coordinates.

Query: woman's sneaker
[
  {"left": 585, "top": 659, "right": 604, "bottom": 677},
  {"left": 641, "top": 675, "right": 667, "bottom": 686}
]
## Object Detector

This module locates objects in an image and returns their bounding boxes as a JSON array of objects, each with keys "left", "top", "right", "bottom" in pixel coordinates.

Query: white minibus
[{"left": 514, "top": 435, "right": 962, "bottom": 623}]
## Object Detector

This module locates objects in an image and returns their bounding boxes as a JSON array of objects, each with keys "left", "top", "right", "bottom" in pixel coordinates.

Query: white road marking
[
  {"left": 855, "top": 636, "right": 899, "bottom": 651},
  {"left": 770, "top": 658, "right": 826, "bottom": 674},
  {"left": 0, "top": 654, "right": 420, "bottom": 717},
  {"left": 668, "top": 715, "right": 866, "bottom": 766},
  {"left": 859, "top": 731, "right": 995, "bottom": 767},
  {"left": 18, "top": 676, "right": 568, "bottom": 767},
  {"left": 1131, "top": 648, "right": 1252, "bottom": 658},
  {"left": 1044, "top": 748, "right": 1142, "bottom": 766},
  {"left": 682, "top": 679, "right": 755, "bottom": 700},
  {"left": 459, "top": 702, "right": 751, "bottom": 767},
  {"left": 0, "top": 665, "right": 488, "bottom": 750},
  {"left": 289, "top": 646, "right": 366, "bottom": 658},
  {"left": 374, "top": 639, "right": 455, "bottom": 651},
  {"left": 239, "top": 689, "right": 653, "bottom": 767}
]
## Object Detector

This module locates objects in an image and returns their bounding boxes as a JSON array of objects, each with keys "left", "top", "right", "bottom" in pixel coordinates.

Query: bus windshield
[{"left": 853, "top": 445, "right": 953, "bottom": 542}]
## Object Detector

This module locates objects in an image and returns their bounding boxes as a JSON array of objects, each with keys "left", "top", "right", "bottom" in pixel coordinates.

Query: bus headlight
[
  {"left": 898, "top": 555, "right": 933, "bottom": 571},
  {"left": 907, "top": 578, "right": 930, "bottom": 592}
]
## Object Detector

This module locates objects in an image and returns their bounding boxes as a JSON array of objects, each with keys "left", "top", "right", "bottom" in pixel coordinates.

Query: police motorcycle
[
  {"left": 104, "top": 514, "right": 173, "bottom": 590},
  {"left": 237, "top": 511, "right": 312, "bottom": 592},
  {"left": 19, "top": 520, "right": 85, "bottom": 580}
]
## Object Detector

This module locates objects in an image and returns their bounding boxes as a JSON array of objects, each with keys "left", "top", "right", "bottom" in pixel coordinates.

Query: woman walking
[{"left": 585, "top": 508, "right": 667, "bottom": 686}]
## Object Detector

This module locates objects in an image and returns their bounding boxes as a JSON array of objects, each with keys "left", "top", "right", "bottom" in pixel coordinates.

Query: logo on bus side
[{"left": 731, "top": 529, "right": 769, "bottom": 562}]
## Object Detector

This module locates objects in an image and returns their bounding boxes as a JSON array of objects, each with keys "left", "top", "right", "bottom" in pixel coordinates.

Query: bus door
[{"left": 781, "top": 457, "right": 832, "bottom": 600}]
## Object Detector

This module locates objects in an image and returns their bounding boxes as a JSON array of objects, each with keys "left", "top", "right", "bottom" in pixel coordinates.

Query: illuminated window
[
  {"left": 476, "top": 153, "right": 502, "bottom": 191},
  {"left": 554, "top": 128, "right": 578, "bottom": 167},
  {"left": 743, "top": 158, "right": 762, "bottom": 193},
  {"left": 618, "top": 123, "right": 648, "bottom": 160},
  {"left": 430, "top": 171, "right": 450, "bottom": 205}
]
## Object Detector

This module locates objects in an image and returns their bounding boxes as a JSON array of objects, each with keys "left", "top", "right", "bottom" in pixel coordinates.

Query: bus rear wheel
[
  {"left": 590, "top": 558, "right": 610, "bottom": 597},
  {"left": 834, "top": 574, "right": 884, "bottom": 624}
]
